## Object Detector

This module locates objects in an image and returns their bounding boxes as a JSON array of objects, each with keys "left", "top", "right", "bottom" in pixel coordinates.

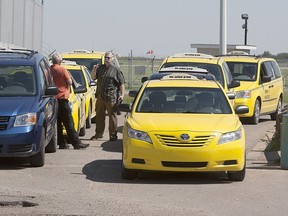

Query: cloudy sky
[{"left": 43, "top": 0, "right": 288, "bottom": 57}]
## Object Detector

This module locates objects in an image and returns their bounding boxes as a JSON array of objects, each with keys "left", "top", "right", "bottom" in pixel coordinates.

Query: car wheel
[
  {"left": 227, "top": 162, "right": 246, "bottom": 181},
  {"left": 270, "top": 98, "right": 282, "bottom": 120},
  {"left": 45, "top": 120, "right": 58, "bottom": 153},
  {"left": 79, "top": 119, "right": 86, "bottom": 137},
  {"left": 30, "top": 129, "right": 45, "bottom": 167},
  {"left": 249, "top": 99, "right": 260, "bottom": 124},
  {"left": 121, "top": 161, "right": 137, "bottom": 179},
  {"left": 86, "top": 105, "right": 92, "bottom": 129}
]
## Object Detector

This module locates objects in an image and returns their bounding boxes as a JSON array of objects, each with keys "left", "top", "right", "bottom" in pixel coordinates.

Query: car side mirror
[
  {"left": 228, "top": 80, "right": 240, "bottom": 89},
  {"left": 129, "top": 90, "right": 138, "bottom": 97},
  {"left": 45, "top": 86, "right": 58, "bottom": 96},
  {"left": 118, "top": 103, "right": 131, "bottom": 112},
  {"left": 74, "top": 86, "right": 87, "bottom": 94},
  {"left": 261, "top": 75, "right": 271, "bottom": 83},
  {"left": 141, "top": 77, "right": 148, "bottom": 83},
  {"left": 235, "top": 105, "right": 249, "bottom": 114},
  {"left": 226, "top": 92, "right": 235, "bottom": 100}
]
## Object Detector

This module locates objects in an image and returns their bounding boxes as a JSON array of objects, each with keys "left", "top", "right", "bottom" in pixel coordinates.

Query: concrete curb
[{"left": 246, "top": 129, "right": 281, "bottom": 169}]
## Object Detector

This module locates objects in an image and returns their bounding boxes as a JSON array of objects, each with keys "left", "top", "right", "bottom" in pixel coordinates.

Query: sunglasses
[{"left": 105, "top": 56, "right": 112, "bottom": 59}]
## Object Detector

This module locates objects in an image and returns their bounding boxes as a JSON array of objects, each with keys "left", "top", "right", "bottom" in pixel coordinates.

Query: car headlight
[
  {"left": 127, "top": 126, "right": 152, "bottom": 144},
  {"left": 236, "top": 90, "right": 251, "bottom": 98},
  {"left": 14, "top": 113, "right": 37, "bottom": 127},
  {"left": 218, "top": 127, "right": 242, "bottom": 144}
]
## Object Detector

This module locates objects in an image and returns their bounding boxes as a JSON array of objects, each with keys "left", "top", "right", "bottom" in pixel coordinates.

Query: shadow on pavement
[{"left": 82, "top": 159, "right": 234, "bottom": 184}]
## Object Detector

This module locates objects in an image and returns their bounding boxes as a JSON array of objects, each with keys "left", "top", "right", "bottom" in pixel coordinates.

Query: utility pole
[
  {"left": 219, "top": 0, "right": 227, "bottom": 55},
  {"left": 241, "top": 14, "right": 249, "bottom": 45}
]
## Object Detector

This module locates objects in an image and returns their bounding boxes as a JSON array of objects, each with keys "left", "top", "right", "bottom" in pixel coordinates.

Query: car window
[
  {"left": 161, "top": 62, "right": 225, "bottom": 87},
  {"left": 227, "top": 62, "right": 257, "bottom": 82},
  {"left": 263, "top": 61, "right": 275, "bottom": 80},
  {"left": 64, "top": 58, "right": 102, "bottom": 72},
  {"left": 136, "top": 87, "right": 232, "bottom": 114},
  {"left": 84, "top": 67, "right": 93, "bottom": 83},
  {"left": 0, "top": 66, "right": 35, "bottom": 96},
  {"left": 271, "top": 61, "right": 282, "bottom": 78},
  {"left": 222, "top": 61, "right": 233, "bottom": 85},
  {"left": 40, "top": 58, "right": 54, "bottom": 87},
  {"left": 69, "top": 69, "right": 86, "bottom": 86}
]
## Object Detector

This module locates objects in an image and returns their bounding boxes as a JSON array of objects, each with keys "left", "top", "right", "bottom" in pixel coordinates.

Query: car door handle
[{"left": 269, "top": 85, "right": 274, "bottom": 88}]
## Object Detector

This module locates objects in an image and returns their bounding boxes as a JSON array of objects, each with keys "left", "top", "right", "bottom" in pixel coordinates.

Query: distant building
[
  {"left": 0, "top": 0, "right": 43, "bottom": 52},
  {"left": 190, "top": 44, "right": 257, "bottom": 56}
]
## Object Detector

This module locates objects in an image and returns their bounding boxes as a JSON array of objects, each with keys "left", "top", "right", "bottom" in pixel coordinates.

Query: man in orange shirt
[{"left": 50, "top": 52, "right": 89, "bottom": 150}]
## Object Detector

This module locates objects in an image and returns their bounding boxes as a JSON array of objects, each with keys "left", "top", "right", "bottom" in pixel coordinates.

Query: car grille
[
  {"left": 0, "top": 116, "right": 9, "bottom": 130},
  {"left": 0, "top": 144, "right": 33, "bottom": 153},
  {"left": 155, "top": 134, "right": 215, "bottom": 147},
  {"left": 162, "top": 161, "right": 208, "bottom": 168}
]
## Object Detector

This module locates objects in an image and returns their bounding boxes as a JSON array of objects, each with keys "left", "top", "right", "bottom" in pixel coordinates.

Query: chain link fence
[{"left": 118, "top": 57, "right": 163, "bottom": 90}]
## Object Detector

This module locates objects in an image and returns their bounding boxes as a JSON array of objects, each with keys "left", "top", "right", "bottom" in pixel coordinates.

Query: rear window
[
  {"left": 161, "top": 62, "right": 224, "bottom": 87},
  {"left": 63, "top": 58, "right": 102, "bottom": 71}
]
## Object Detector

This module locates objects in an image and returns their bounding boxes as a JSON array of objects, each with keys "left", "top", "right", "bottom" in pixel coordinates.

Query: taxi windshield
[
  {"left": 136, "top": 87, "right": 232, "bottom": 114},
  {"left": 227, "top": 62, "right": 257, "bottom": 81}
]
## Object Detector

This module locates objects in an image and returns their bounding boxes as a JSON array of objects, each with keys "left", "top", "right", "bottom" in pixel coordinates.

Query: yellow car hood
[
  {"left": 235, "top": 81, "right": 257, "bottom": 91},
  {"left": 129, "top": 114, "right": 240, "bottom": 133}
]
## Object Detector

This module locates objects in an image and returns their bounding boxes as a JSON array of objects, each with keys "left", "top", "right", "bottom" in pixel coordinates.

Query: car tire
[
  {"left": 86, "top": 105, "right": 92, "bottom": 129},
  {"left": 30, "top": 129, "right": 45, "bottom": 167},
  {"left": 227, "top": 162, "right": 246, "bottom": 181},
  {"left": 249, "top": 99, "right": 260, "bottom": 124},
  {"left": 79, "top": 117, "right": 86, "bottom": 137},
  {"left": 45, "top": 120, "right": 58, "bottom": 153},
  {"left": 121, "top": 162, "right": 137, "bottom": 179},
  {"left": 270, "top": 98, "right": 282, "bottom": 120}
]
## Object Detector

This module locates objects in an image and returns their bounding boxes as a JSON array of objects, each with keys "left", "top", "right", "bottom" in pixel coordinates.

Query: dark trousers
[
  {"left": 95, "top": 97, "right": 118, "bottom": 137},
  {"left": 57, "top": 99, "right": 81, "bottom": 146}
]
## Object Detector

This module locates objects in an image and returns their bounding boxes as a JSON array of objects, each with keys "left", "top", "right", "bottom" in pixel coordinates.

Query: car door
[
  {"left": 259, "top": 61, "right": 275, "bottom": 113},
  {"left": 84, "top": 67, "right": 97, "bottom": 118},
  {"left": 39, "top": 58, "right": 58, "bottom": 143}
]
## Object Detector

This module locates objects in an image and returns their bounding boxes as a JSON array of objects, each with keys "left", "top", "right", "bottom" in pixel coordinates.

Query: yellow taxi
[
  {"left": 64, "top": 75, "right": 87, "bottom": 137},
  {"left": 62, "top": 60, "right": 97, "bottom": 128},
  {"left": 118, "top": 71, "right": 249, "bottom": 181},
  {"left": 159, "top": 53, "right": 240, "bottom": 94},
  {"left": 61, "top": 49, "right": 120, "bottom": 71},
  {"left": 222, "top": 51, "right": 283, "bottom": 124}
]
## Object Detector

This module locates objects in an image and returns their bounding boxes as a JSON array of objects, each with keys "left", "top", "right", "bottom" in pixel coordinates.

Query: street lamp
[{"left": 241, "top": 14, "right": 249, "bottom": 45}]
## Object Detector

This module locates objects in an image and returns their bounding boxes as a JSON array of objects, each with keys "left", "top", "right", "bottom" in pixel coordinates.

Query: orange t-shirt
[{"left": 50, "top": 64, "right": 71, "bottom": 99}]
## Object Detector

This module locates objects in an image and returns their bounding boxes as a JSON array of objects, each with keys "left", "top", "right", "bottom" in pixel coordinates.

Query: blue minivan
[{"left": 0, "top": 49, "right": 58, "bottom": 167}]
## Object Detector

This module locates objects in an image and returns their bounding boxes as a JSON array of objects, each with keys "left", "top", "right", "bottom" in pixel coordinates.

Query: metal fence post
[{"left": 281, "top": 114, "right": 288, "bottom": 169}]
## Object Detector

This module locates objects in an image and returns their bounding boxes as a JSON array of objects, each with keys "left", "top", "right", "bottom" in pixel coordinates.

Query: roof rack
[
  {"left": 0, "top": 48, "right": 38, "bottom": 57},
  {"left": 170, "top": 53, "right": 214, "bottom": 59},
  {"left": 216, "top": 50, "right": 257, "bottom": 57}
]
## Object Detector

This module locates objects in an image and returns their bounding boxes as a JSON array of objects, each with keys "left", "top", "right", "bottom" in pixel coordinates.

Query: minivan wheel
[
  {"left": 45, "top": 120, "right": 58, "bottom": 153},
  {"left": 270, "top": 98, "right": 282, "bottom": 120},
  {"left": 30, "top": 129, "right": 45, "bottom": 167},
  {"left": 249, "top": 99, "right": 260, "bottom": 124}
]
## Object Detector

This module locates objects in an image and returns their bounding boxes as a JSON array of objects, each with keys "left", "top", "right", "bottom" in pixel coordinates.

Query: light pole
[{"left": 241, "top": 14, "right": 249, "bottom": 45}]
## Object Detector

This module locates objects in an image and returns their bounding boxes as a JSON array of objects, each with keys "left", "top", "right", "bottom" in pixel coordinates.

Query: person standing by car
[
  {"left": 90, "top": 51, "right": 125, "bottom": 141},
  {"left": 50, "top": 52, "right": 90, "bottom": 150}
]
